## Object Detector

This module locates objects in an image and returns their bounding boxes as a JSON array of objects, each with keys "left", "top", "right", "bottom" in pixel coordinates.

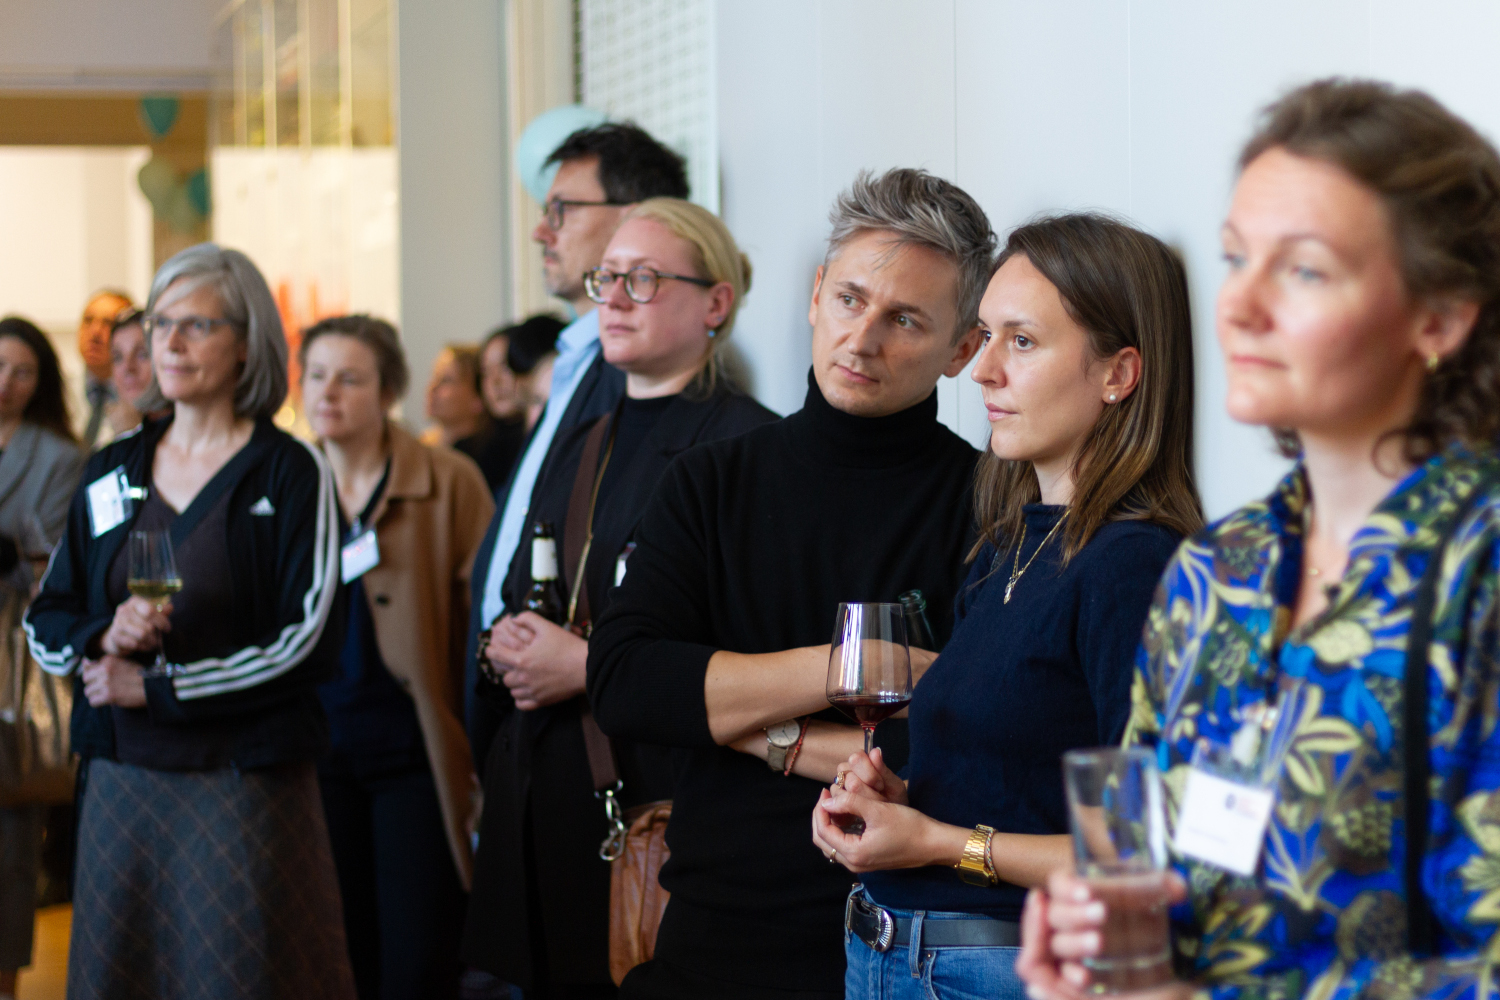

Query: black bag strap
[{"left": 1403, "top": 469, "right": 1498, "bottom": 955}]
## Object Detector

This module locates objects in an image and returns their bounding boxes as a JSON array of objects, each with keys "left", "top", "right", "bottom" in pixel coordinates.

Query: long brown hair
[
  {"left": 1240, "top": 79, "right": 1500, "bottom": 461},
  {"left": 972, "top": 214, "right": 1203, "bottom": 563},
  {"left": 0, "top": 316, "right": 76, "bottom": 444}
]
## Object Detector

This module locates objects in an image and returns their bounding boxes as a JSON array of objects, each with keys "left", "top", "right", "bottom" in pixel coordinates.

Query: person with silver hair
[
  {"left": 25, "top": 243, "right": 355, "bottom": 998},
  {"left": 586, "top": 168, "right": 990, "bottom": 999}
]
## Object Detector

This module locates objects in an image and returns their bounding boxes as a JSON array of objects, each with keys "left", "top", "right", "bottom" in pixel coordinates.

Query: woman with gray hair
[{"left": 25, "top": 243, "right": 354, "bottom": 999}]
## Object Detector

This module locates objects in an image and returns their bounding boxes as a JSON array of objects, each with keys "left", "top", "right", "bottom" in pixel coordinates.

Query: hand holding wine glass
[
  {"left": 125, "top": 530, "right": 182, "bottom": 676},
  {"left": 826, "top": 602, "right": 912, "bottom": 834}
]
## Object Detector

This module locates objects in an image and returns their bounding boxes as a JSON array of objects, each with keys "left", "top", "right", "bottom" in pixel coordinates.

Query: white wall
[
  {"left": 395, "top": 0, "right": 510, "bottom": 428},
  {"left": 717, "top": 0, "right": 1500, "bottom": 519},
  {"left": 0, "top": 0, "right": 214, "bottom": 89}
]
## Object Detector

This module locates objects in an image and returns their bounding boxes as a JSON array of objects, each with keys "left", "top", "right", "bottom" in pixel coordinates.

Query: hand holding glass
[
  {"left": 826, "top": 603, "right": 912, "bottom": 834},
  {"left": 1063, "top": 747, "right": 1173, "bottom": 993},
  {"left": 127, "top": 530, "right": 181, "bottom": 677}
]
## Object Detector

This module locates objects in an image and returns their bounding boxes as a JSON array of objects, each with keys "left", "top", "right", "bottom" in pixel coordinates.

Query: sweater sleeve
[
  {"left": 586, "top": 454, "right": 720, "bottom": 749},
  {"left": 1075, "top": 524, "right": 1181, "bottom": 746},
  {"left": 147, "top": 437, "right": 341, "bottom": 717}
]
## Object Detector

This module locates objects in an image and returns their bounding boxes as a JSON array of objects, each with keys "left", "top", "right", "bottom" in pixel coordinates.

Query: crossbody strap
[
  {"left": 1403, "top": 469, "right": 1497, "bottom": 955},
  {"left": 561, "top": 411, "right": 621, "bottom": 794}
]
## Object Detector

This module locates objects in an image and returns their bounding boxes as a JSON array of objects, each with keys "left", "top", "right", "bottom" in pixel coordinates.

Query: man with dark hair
[
  {"left": 460, "top": 121, "right": 688, "bottom": 995},
  {"left": 587, "top": 168, "right": 993, "bottom": 998}
]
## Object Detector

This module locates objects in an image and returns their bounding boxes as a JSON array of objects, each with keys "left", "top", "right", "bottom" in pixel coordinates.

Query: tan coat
[{"left": 353, "top": 422, "right": 494, "bottom": 888}]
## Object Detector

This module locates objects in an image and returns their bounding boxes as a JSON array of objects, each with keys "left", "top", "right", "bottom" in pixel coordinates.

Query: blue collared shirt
[{"left": 480, "top": 307, "right": 600, "bottom": 627}]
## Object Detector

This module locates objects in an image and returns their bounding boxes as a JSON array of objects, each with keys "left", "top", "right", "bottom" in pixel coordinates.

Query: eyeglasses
[
  {"left": 544, "top": 198, "right": 624, "bottom": 231},
  {"left": 584, "top": 266, "right": 715, "bottom": 305},
  {"left": 141, "top": 315, "right": 236, "bottom": 342}
]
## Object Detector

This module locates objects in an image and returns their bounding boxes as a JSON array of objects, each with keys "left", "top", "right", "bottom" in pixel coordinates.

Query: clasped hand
[
  {"left": 811, "top": 747, "right": 944, "bottom": 872},
  {"left": 484, "top": 611, "right": 589, "bottom": 711},
  {"left": 81, "top": 595, "right": 170, "bottom": 708}
]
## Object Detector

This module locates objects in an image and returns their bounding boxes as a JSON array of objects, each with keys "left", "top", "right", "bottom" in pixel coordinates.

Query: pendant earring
[
  {"left": 707, "top": 328, "right": 716, "bottom": 339},
  {"left": 1427, "top": 353, "right": 1440, "bottom": 372}
]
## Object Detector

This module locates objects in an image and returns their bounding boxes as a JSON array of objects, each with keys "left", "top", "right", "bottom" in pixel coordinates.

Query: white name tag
[
  {"left": 86, "top": 467, "right": 134, "bottom": 537},
  {"left": 1173, "top": 768, "right": 1274, "bottom": 876},
  {"left": 341, "top": 529, "right": 380, "bottom": 583}
]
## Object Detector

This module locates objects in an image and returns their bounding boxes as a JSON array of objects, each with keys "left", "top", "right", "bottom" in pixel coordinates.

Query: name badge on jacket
[
  {"left": 87, "top": 467, "right": 143, "bottom": 537},
  {"left": 341, "top": 529, "right": 380, "bottom": 583}
]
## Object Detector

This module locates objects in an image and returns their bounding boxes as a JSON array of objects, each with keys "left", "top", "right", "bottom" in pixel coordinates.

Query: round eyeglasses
[{"left": 584, "top": 266, "right": 715, "bottom": 305}]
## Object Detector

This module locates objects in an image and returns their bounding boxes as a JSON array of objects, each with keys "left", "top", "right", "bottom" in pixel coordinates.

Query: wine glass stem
[{"left": 863, "top": 725, "right": 875, "bottom": 755}]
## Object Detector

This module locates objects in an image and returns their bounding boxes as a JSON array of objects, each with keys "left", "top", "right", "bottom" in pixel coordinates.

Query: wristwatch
[
  {"left": 765, "top": 719, "right": 804, "bottom": 772},
  {"left": 954, "top": 824, "right": 998, "bottom": 886}
]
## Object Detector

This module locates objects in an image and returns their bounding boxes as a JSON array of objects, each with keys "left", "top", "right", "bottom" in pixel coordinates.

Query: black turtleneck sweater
[{"left": 587, "top": 372, "right": 977, "bottom": 994}]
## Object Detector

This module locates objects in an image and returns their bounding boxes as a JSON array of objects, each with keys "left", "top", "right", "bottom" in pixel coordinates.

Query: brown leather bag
[{"left": 565, "top": 413, "right": 672, "bottom": 985}]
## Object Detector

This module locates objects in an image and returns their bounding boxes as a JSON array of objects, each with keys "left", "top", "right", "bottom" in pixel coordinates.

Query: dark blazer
[
  {"left": 461, "top": 384, "right": 777, "bottom": 990},
  {"left": 463, "top": 352, "right": 626, "bottom": 769}
]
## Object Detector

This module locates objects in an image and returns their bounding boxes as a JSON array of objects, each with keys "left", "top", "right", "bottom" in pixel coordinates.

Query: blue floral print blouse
[{"left": 1126, "top": 448, "right": 1500, "bottom": 1000}]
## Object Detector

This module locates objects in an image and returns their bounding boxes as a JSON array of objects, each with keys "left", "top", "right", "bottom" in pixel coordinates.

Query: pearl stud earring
[{"left": 1108, "top": 394, "right": 1117, "bottom": 402}]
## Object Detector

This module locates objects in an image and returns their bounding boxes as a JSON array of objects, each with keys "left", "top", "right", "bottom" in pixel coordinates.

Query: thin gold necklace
[{"left": 1006, "top": 513, "right": 1067, "bottom": 604}]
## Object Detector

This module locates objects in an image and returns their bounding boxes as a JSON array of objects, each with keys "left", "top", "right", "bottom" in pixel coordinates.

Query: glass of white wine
[{"left": 127, "top": 530, "right": 182, "bottom": 677}]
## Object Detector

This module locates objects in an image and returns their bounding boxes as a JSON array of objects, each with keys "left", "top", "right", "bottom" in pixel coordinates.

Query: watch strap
[{"left": 955, "top": 824, "right": 997, "bottom": 886}]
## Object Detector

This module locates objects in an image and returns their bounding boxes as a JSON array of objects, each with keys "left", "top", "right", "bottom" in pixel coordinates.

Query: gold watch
[{"left": 954, "top": 824, "right": 997, "bottom": 886}]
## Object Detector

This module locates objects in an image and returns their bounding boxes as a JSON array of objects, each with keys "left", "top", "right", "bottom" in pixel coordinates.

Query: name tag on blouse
[
  {"left": 341, "top": 529, "right": 380, "bottom": 583},
  {"left": 1173, "top": 680, "right": 1309, "bottom": 877}
]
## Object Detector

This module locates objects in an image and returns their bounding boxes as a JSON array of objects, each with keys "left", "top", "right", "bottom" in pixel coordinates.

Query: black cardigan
[
  {"left": 25, "top": 416, "right": 344, "bottom": 770},
  {"left": 586, "top": 372, "right": 978, "bottom": 993},
  {"left": 462, "top": 384, "right": 778, "bottom": 990}
]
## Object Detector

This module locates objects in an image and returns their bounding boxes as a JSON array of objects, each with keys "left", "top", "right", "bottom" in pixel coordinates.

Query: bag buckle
[{"left": 597, "top": 781, "right": 627, "bottom": 861}]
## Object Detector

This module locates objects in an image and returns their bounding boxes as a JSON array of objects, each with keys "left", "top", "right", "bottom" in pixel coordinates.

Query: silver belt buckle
[{"left": 847, "top": 890, "right": 896, "bottom": 952}]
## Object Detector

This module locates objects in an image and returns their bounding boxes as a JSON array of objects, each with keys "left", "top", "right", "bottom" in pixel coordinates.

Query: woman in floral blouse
[{"left": 1019, "top": 79, "right": 1500, "bottom": 1000}]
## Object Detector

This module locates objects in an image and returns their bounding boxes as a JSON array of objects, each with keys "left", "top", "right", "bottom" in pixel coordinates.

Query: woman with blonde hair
[{"left": 463, "top": 198, "right": 777, "bottom": 998}]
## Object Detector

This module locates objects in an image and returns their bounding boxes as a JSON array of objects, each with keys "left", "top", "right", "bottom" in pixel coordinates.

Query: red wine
[{"left": 829, "top": 692, "right": 909, "bottom": 728}]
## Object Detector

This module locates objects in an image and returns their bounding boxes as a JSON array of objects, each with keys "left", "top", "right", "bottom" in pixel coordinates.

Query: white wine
[{"left": 128, "top": 578, "right": 183, "bottom": 604}]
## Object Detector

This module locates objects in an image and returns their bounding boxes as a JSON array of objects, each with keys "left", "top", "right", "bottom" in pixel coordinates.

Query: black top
[
  {"left": 586, "top": 371, "right": 978, "bottom": 993},
  {"left": 861, "top": 505, "right": 1181, "bottom": 919},
  {"left": 463, "top": 384, "right": 777, "bottom": 990},
  {"left": 318, "top": 461, "right": 426, "bottom": 776},
  {"left": 106, "top": 488, "right": 237, "bottom": 770},
  {"left": 458, "top": 416, "right": 527, "bottom": 494},
  {"left": 26, "top": 416, "right": 344, "bottom": 770}
]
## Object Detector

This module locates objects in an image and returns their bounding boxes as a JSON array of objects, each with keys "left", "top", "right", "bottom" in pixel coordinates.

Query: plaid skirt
[{"left": 69, "top": 758, "right": 356, "bottom": 1000}]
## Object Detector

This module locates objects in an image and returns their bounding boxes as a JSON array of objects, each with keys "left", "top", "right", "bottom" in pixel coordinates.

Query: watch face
[{"left": 766, "top": 719, "right": 801, "bottom": 747}]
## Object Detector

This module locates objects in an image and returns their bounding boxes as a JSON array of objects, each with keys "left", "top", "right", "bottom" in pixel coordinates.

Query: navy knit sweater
[{"left": 861, "top": 504, "right": 1180, "bottom": 919}]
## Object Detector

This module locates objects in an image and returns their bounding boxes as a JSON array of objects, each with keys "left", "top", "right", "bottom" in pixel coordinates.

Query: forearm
[
  {"left": 704, "top": 645, "right": 831, "bottom": 744},
  {"left": 733, "top": 720, "right": 864, "bottom": 782},
  {"left": 913, "top": 824, "right": 1070, "bottom": 888}
]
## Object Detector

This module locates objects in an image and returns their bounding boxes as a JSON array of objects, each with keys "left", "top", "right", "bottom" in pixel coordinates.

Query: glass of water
[{"left": 1062, "top": 747, "right": 1172, "bottom": 993}]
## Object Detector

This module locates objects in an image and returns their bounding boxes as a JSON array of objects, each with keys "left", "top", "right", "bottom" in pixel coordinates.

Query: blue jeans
[{"left": 843, "top": 890, "right": 1025, "bottom": 1000}]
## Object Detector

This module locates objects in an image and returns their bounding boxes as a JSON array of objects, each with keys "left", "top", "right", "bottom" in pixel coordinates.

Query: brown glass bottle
[{"left": 525, "top": 521, "right": 567, "bottom": 624}]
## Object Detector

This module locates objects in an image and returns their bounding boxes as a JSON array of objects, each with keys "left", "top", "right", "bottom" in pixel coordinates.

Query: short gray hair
[
  {"left": 137, "top": 243, "right": 287, "bottom": 419},
  {"left": 825, "top": 168, "right": 997, "bottom": 342}
]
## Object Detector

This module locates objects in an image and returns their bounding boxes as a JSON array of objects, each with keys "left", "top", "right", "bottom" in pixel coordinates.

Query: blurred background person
[
  {"left": 302, "top": 314, "right": 494, "bottom": 1000},
  {"left": 0, "top": 316, "right": 84, "bottom": 1000},
  {"left": 422, "top": 344, "right": 489, "bottom": 449},
  {"left": 477, "top": 315, "right": 565, "bottom": 494},
  {"left": 76, "top": 289, "right": 133, "bottom": 450},
  {"left": 465, "top": 198, "right": 776, "bottom": 999},
  {"left": 506, "top": 320, "right": 563, "bottom": 432},
  {"left": 104, "top": 307, "right": 152, "bottom": 437},
  {"left": 25, "top": 244, "right": 354, "bottom": 999}
]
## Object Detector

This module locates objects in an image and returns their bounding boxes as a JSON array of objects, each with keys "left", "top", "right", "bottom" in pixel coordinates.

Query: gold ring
[{"left": 834, "top": 772, "right": 846, "bottom": 788}]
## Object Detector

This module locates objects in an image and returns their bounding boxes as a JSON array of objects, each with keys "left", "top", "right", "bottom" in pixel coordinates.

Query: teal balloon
[
  {"left": 165, "top": 186, "right": 200, "bottom": 234},
  {"left": 515, "top": 105, "right": 608, "bottom": 204},
  {"left": 139, "top": 95, "right": 180, "bottom": 139},
  {"left": 137, "top": 156, "right": 179, "bottom": 213},
  {"left": 185, "top": 168, "right": 210, "bottom": 217}
]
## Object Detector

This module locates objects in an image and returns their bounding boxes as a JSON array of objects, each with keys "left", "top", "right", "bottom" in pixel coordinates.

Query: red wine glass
[{"left": 826, "top": 602, "right": 912, "bottom": 755}]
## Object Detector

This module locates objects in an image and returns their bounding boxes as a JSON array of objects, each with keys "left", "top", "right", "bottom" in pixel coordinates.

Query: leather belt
[{"left": 846, "top": 891, "right": 1020, "bottom": 952}]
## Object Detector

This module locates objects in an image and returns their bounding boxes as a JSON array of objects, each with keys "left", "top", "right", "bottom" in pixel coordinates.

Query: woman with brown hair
[
  {"left": 1020, "top": 79, "right": 1500, "bottom": 1000},
  {"left": 813, "top": 214, "right": 1202, "bottom": 1000}
]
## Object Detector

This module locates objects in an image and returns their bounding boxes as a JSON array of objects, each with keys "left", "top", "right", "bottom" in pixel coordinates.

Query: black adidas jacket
[{"left": 24, "top": 415, "right": 343, "bottom": 770}]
